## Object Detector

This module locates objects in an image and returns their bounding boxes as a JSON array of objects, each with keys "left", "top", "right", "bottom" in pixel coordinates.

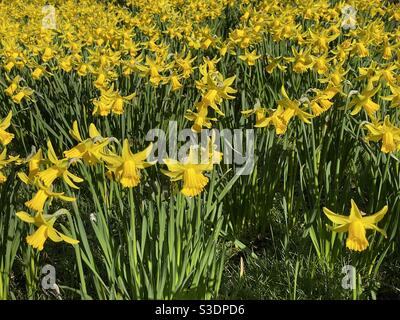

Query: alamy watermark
[
  {"left": 42, "top": 5, "right": 57, "bottom": 29},
  {"left": 145, "top": 121, "right": 255, "bottom": 175},
  {"left": 341, "top": 265, "right": 356, "bottom": 290},
  {"left": 41, "top": 264, "right": 56, "bottom": 290},
  {"left": 341, "top": 5, "right": 357, "bottom": 30},
  {"left": 41, "top": 264, "right": 62, "bottom": 299}
]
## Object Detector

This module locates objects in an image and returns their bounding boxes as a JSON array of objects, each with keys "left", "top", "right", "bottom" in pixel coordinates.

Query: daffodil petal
[
  {"left": 16, "top": 211, "right": 36, "bottom": 224},
  {"left": 365, "top": 223, "right": 387, "bottom": 238},
  {"left": 47, "top": 228, "right": 63, "bottom": 242},
  {"left": 350, "top": 199, "right": 363, "bottom": 219},
  {"left": 323, "top": 207, "right": 349, "bottom": 224},
  {"left": 328, "top": 223, "right": 349, "bottom": 233},
  {"left": 362, "top": 205, "right": 388, "bottom": 225},
  {"left": 132, "top": 143, "right": 154, "bottom": 162},
  {"left": 56, "top": 230, "right": 79, "bottom": 245}
]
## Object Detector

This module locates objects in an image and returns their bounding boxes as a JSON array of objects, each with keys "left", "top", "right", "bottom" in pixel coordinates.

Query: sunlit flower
[
  {"left": 38, "top": 140, "right": 83, "bottom": 189},
  {"left": 12, "top": 88, "right": 34, "bottom": 104},
  {"left": 349, "top": 81, "right": 381, "bottom": 117},
  {"left": 162, "top": 146, "right": 217, "bottom": 197},
  {"left": 239, "top": 49, "right": 261, "bottom": 66},
  {"left": 0, "top": 148, "right": 20, "bottom": 184},
  {"left": 365, "top": 116, "right": 400, "bottom": 153},
  {"left": 277, "top": 86, "right": 313, "bottom": 125},
  {"left": 0, "top": 111, "right": 14, "bottom": 146},
  {"left": 17, "top": 148, "right": 44, "bottom": 185},
  {"left": 101, "top": 139, "right": 154, "bottom": 188},
  {"left": 323, "top": 200, "right": 388, "bottom": 252},
  {"left": 25, "top": 182, "right": 75, "bottom": 212},
  {"left": 64, "top": 121, "right": 110, "bottom": 165},
  {"left": 185, "top": 102, "right": 217, "bottom": 132},
  {"left": 16, "top": 209, "right": 79, "bottom": 251}
]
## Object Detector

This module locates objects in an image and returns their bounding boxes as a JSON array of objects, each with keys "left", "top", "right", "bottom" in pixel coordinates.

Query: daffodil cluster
[
  {"left": 0, "top": 111, "right": 20, "bottom": 183},
  {"left": 2, "top": 0, "right": 400, "bottom": 256}
]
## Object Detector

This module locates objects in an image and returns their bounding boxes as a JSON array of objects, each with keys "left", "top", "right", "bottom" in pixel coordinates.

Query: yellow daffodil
[
  {"left": 381, "top": 37, "right": 399, "bottom": 60},
  {"left": 92, "top": 85, "right": 135, "bottom": 116},
  {"left": 247, "top": 105, "right": 288, "bottom": 134},
  {"left": 308, "top": 86, "right": 339, "bottom": 116},
  {"left": 239, "top": 49, "right": 261, "bottom": 66},
  {"left": 0, "top": 148, "right": 20, "bottom": 183},
  {"left": 136, "top": 56, "right": 170, "bottom": 87},
  {"left": 376, "top": 64, "right": 397, "bottom": 86},
  {"left": 11, "top": 88, "right": 34, "bottom": 104},
  {"left": 38, "top": 140, "right": 83, "bottom": 188},
  {"left": 311, "top": 54, "right": 333, "bottom": 75},
  {"left": 241, "top": 100, "right": 269, "bottom": 127},
  {"left": 76, "top": 62, "right": 93, "bottom": 77},
  {"left": 31, "top": 64, "right": 53, "bottom": 80},
  {"left": 64, "top": 121, "right": 110, "bottom": 165},
  {"left": 230, "top": 27, "right": 253, "bottom": 48},
  {"left": 16, "top": 209, "right": 79, "bottom": 251},
  {"left": 4, "top": 75, "right": 22, "bottom": 96},
  {"left": 185, "top": 102, "right": 217, "bottom": 133},
  {"left": 349, "top": 81, "right": 381, "bottom": 117},
  {"left": 122, "top": 53, "right": 144, "bottom": 76},
  {"left": 175, "top": 51, "right": 196, "bottom": 78},
  {"left": 277, "top": 86, "right": 313, "bottom": 124},
  {"left": 101, "top": 139, "right": 154, "bottom": 188},
  {"left": 169, "top": 74, "right": 183, "bottom": 91},
  {"left": 354, "top": 40, "right": 370, "bottom": 58},
  {"left": 323, "top": 200, "right": 388, "bottom": 252},
  {"left": 197, "top": 71, "right": 237, "bottom": 116},
  {"left": 319, "top": 64, "right": 348, "bottom": 87},
  {"left": 203, "top": 133, "right": 223, "bottom": 165},
  {"left": 365, "top": 116, "right": 400, "bottom": 153},
  {"left": 17, "top": 148, "right": 44, "bottom": 185},
  {"left": 265, "top": 56, "right": 287, "bottom": 74},
  {"left": 27, "top": 148, "right": 43, "bottom": 178},
  {"left": 241, "top": 99, "right": 288, "bottom": 133},
  {"left": 93, "top": 69, "right": 117, "bottom": 89},
  {"left": 59, "top": 55, "right": 74, "bottom": 72},
  {"left": 358, "top": 62, "right": 397, "bottom": 87},
  {"left": 42, "top": 47, "right": 55, "bottom": 62},
  {"left": 381, "top": 84, "right": 400, "bottom": 108},
  {"left": 111, "top": 92, "right": 136, "bottom": 115},
  {"left": 0, "top": 111, "right": 14, "bottom": 146},
  {"left": 25, "top": 182, "right": 76, "bottom": 212},
  {"left": 285, "top": 48, "right": 313, "bottom": 74},
  {"left": 92, "top": 86, "right": 116, "bottom": 116},
  {"left": 307, "top": 29, "right": 339, "bottom": 54},
  {"left": 162, "top": 146, "right": 215, "bottom": 197}
]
